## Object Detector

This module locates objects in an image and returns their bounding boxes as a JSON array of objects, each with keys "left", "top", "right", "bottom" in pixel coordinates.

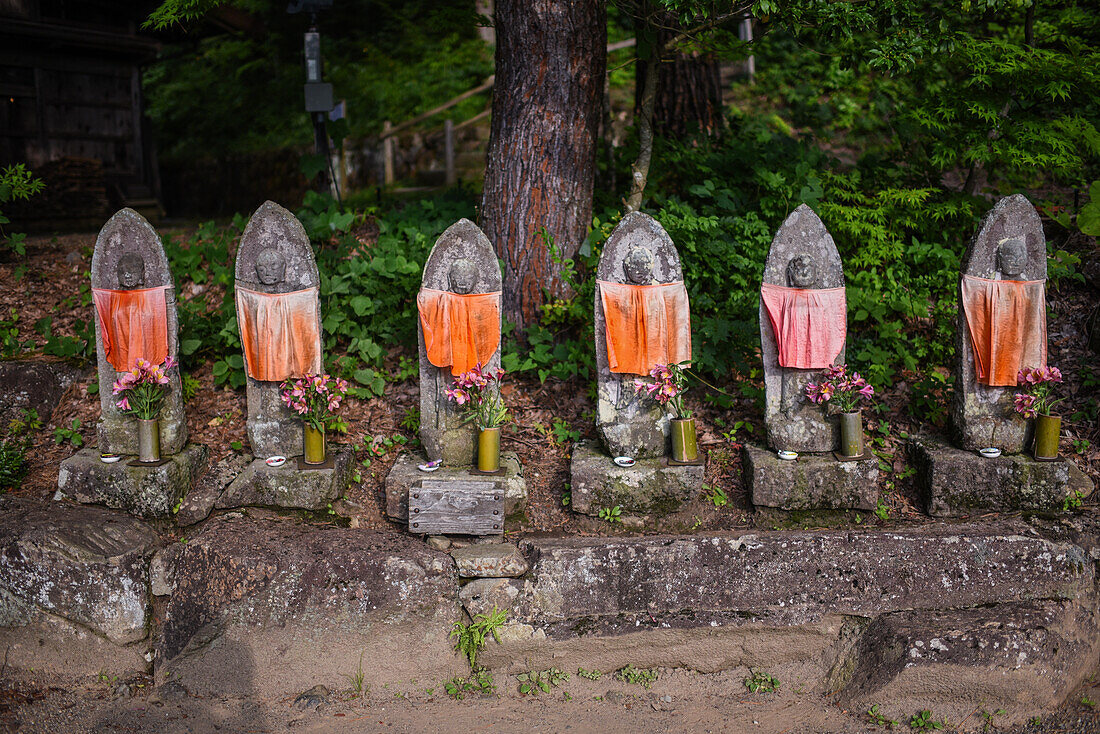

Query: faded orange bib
[
  {"left": 417, "top": 289, "right": 501, "bottom": 376},
  {"left": 960, "top": 275, "right": 1046, "bottom": 387},
  {"left": 92, "top": 286, "right": 170, "bottom": 372},
  {"left": 760, "top": 283, "right": 847, "bottom": 369},
  {"left": 235, "top": 286, "right": 322, "bottom": 382},
  {"left": 598, "top": 281, "right": 692, "bottom": 376}
]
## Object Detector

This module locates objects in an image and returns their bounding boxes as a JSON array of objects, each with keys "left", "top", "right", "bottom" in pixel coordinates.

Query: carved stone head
[
  {"left": 786, "top": 253, "right": 817, "bottom": 288},
  {"left": 623, "top": 246, "right": 655, "bottom": 285},
  {"left": 116, "top": 252, "right": 146, "bottom": 289},
  {"left": 448, "top": 258, "right": 477, "bottom": 295},
  {"left": 255, "top": 248, "right": 287, "bottom": 286},
  {"left": 996, "top": 237, "right": 1027, "bottom": 278}
]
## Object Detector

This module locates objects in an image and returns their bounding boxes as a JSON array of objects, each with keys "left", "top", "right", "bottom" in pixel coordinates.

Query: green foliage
[
  {"left": 615, "top": 664, "right": 658, "bottom": 688},
  {"left": 703, "top": 483, "right": 728, "bottom": 508},
  {"left": 577, "top": 667, "right": 602, "bottom": 680},
  {"left": 144, "top": 1, "right": 491, "bottom": 162},
  {"left": 598, "top": 505, "right": 623, "bottom": 523},
  {"left": 0, "top": 164, "right": 45, "bottom": 258},
  {"left": 867, "top": 704, "right": 899, "bottom": 728},
  {"left": 450, "top": 606, "right": 507, "bottom": 670},
  {"left": 744, "top": 669, "right": 780, "bottom": 693},
  {"left": 517, "top": 668, "right": 569, "bottom": 696},
  {"left": 908, "top": 709, "right": 946, "bottom": 730},
  {"left": 443, "top": 669, "right": 495, "bottom": 700},
  {"left": 53, "top": 419, "right": 84, "bottom": 449}
]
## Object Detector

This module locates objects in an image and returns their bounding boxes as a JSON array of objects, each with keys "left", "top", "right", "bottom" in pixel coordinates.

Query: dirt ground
[
  {"left": 4, "top": 666, "right": 1100, "bottom": 734},
  {"left": 3, "top": 229, "right": 1098, "bottom": 537}
]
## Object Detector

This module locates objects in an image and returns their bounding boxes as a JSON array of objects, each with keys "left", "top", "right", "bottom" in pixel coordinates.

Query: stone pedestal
[
  {"left": 214, "top": 451, "right": 353, "bottom": 511},
  {"left": 743, "top": 443, "right": 879, "bottom": 511},
  {"left": 569, "top": 440, "right": 703, "bottom": 518},
  {"left": 910, "top": 435, "right": 1093, "bottom": 517},
  {"left": 384, "top": 450, "right": 527, "bottom": 524},
  {"left": 57, "top": 444, "right": 208, "bottom": 518}
]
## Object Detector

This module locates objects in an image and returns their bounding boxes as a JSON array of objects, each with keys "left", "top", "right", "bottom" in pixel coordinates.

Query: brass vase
[
  {"left": 1033, "top": 414, "right": 1060, "bottom": 460},
  {"left": 137, "top": 418, "right": 160, "bottom": 462},
  {"left": 304, "top": 424, "right": 326, "bottom": 464},
  {"left": 478, "top": 426, "right": 501, "bottom": 472},
  {"left": 838, "top": 412, "right": 864, "bottom": 459},
  {"left": 671, "top": 418, "right": 698, "bottom": 462}
]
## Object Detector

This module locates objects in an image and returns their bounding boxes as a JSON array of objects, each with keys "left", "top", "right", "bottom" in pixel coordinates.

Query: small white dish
[
  {"left": 418, "top": 460, "right": 442, "bottom": 472},
  {"left": 979, "top": 448, "right": 1002, "bottom": 459},
  {"left": 613, "top": 456, "right": 636, "bottom": 468},
  {"left": 265, "top": 455, "right": 287, "bottom": 467},
  {"left": 100, "top": 453, "right": 121, "bottom": 464},
  {"left": 777, "top": 450, "right": 798, "bottom": 461}
]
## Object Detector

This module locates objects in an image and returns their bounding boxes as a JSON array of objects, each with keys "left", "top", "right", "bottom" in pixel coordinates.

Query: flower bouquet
[
  {"left": 112, "top": 356, "right": 176, "bottom": 462},
  {"left": 280, "top": 372, "right": 350, "bottom": 464},
  {"left": 446, "top": 363, "right": 509, "bottom": 471},
  {"left": 633, "top": 362, "right": 696, "bottom": 462},
  {"left": 1015, "top": 366, "right": 1063, "bottom": 459},
  {"left": 805, "top": 364, "right": 875, "bottom": 459}
]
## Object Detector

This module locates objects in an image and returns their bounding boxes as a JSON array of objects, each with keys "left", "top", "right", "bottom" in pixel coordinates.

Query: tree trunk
[
  {"left": 635, "top": 13, "right": 723, "bottom": 139},
  {"left": 479, "top": 0, "right": 606, "bottom": 334}
]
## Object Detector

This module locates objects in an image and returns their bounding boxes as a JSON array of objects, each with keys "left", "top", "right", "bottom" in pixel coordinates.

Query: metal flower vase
[
  {"left": 1033, "top": 414, "right": 1060, "bottom": 460},
  {"left": 671, "top": 418, "right": 698, "bottom": 462},
  {"left": 478, "top": 426, "right": 501, "bottom": 472},
  {"left": 304, "top": 424, "right": 326, "bottom": 465},
  {"left": 137, "top": 418, "right": 160, "bottom": 462},
  {"left": 838, "top": 412, "right": 864, "bottom": 459}
]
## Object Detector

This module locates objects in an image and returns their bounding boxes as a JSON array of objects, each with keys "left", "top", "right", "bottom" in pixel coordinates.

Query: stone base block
[
  {"left": 215, "top": 451, "right": 352, "bottom": 511},
  {"left": 0, "top": 496, "right": 156, "bottom": 681},
  {"left": 385, "top": 450, "right": 527, "bottom": 522},
  {"left": 837, "top": 601, "right": 1099, "bottom": 727},
  {"left": 910, "top": 435, "right": 1094, "bottom": 517},
  {"left": 57, "top": 444, "right": 208, "bottom": 518},
  {"left": 569, "top": 440, "right": 703, "bottom": 517},
  {"left": 156, "top": 517, "right": 465, "bottom": 698},
  {"left": 743, "top": 443, "right": 880, "bottom": 511}
]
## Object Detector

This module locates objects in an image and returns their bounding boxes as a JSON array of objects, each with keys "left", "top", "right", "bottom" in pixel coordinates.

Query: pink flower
[
  {"left": 327, "top": 398, "right": 340, "bottom": 411},
  {"left": 163, "top": 355, "right": 177, "bottom": 371},
  {"left": 859, "top": 384, "right": 875, "bottom": 398},
  {"left": 1014, "top": 392, "right": 1038, "bottom": 419},
  {"left": 446, "top": 387, "right": 470, "bottom": 405},
  {"left": 116, "top": 397, "right": 131, "bottom": 411}
]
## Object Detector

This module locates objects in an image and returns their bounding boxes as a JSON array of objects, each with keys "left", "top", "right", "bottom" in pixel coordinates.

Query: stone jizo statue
[
  {"left": 952, "top": 194, "right": 1048, "bottom": 451},
  {"left": 417, "top": 219, "right": 502, "bottom": 464},
  {"left": 90, "top": 208, "right": 187, "bottom": 454},
  {"left": 594, "top": 212, "right": 691, "bottom": 457},
  {"left": 234, "top": 201, "right": 323, "bottom": 457},
  {"left": 759, "top": 205, "right": 846, "bottom": 453}
]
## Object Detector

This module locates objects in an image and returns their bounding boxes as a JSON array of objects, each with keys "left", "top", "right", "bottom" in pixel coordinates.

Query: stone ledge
[
  {"left": 743, "top": 443, "right": 879, "bottom": 511},
  {"left": 569, "top": 440, "right": 703, "bottom": 517},
  {"left": 837, "top": 600, "right": 1100, "bottom": 727},
  {"left": 910, "top": 435, "right": 1094, "bottom": 517},
  {"left": 502, "top": 523, "right": 1093, "bottom": 636},
  {"left": 216, "top": 451, "right": 352, "bottom": 511},
  {"left": 57, "top": 444, "right": 208, "bottom": 519},
  {"left": 385, "top": 450, "right": 527, "bottom": 523}
]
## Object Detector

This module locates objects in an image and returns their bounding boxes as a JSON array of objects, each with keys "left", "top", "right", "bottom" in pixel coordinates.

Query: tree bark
[
  {"left": 635, "top": 13, "right": 723, "bottom": 139},
  {"left": 480, "top": 0, "right": 606, "bottom": 334}
]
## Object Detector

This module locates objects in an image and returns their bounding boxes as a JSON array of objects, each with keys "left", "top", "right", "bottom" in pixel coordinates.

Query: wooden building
[{"left": 0, "top": 0, "right": 163, "bottom": 228}]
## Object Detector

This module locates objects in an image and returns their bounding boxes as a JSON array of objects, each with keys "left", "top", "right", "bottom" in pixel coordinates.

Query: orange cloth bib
[
  {"left": 759, "top": 283, "right": 847, "bottom": 369},
  {"left": 960, "top": 275, "right": 1046, "bottom": 387},
  {"left": 91, "top": 286, "right": 170, "bottom": 372},
  {"left": 235, "top": 286, "right": 322, "bottom": 382},
  {"left": 598, "top": 281, "right": 692, "bottom": 376},
  {"left": 417, "top": 289, "right": 502, "bottom": 376}
]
